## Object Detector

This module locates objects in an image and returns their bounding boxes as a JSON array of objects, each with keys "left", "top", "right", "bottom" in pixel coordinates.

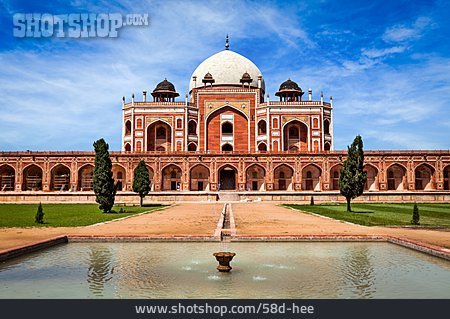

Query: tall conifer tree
[
  {"left": 92, "top": 138, "right": 116, "bottom": 213},
  {"left": 339, "top": 135, "right": 367, "bottom": 212},
  {"left": 133, "top": 160, "right": 151, "bottom": 207}
]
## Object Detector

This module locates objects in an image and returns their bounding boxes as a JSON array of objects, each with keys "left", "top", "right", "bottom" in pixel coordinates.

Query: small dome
[
  {"left": 202, "top": 72, "right": 214, "bottom": 82},
  {"left": 279, "top": 79, "right": 301, "bottom": 91},
  {"left": 240, "top": 72, "right": 252, "bottom": 83},
  {"left": 153, "top": 79, "right": 177, "bottom": 93}
]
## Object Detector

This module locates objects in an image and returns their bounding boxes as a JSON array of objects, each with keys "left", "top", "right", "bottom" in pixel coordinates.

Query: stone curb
[{"left": 0, "top": 235, "right": 68, "bottom": 262}]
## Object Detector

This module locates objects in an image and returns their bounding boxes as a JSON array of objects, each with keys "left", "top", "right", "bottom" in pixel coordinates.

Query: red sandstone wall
[{"left": 207, "top": 106, "right": 248, "bottom": 152}]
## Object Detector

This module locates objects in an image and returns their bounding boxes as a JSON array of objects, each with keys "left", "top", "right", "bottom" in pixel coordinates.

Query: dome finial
[{"left": 225, "top": 34, "right": 229, "bottom": 50}]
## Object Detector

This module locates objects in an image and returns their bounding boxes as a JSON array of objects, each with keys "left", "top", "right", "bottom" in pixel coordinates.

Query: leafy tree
[
  {"left": 133, "top": 160, "right": 151, "bottom": 207},
  {"left": 92, "top": 138, "right": 116, "bottom": 213},
  {"left": 411, "top": 204, "right": 420, "bottom": 225},
  {"left": 35, "top": 202, "right": 44, "bottom": 224},
  {"left": 339, "top": 135, "right": 367, "bottom": 212}
]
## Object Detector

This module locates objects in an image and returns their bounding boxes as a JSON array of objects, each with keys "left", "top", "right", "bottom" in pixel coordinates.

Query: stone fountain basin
[{"left": 213, "top": 252, "right": 236, "bottom": 272}]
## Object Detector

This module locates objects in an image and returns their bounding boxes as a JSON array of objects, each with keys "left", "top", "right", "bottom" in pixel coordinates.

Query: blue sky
[{"left": 0, "top": 0, "right": 449, "bottom": 151}]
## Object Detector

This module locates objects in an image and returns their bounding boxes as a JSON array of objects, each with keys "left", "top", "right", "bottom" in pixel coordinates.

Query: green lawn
[
  {"left": 283, "top": 203, "right": 450, "bottom": 227},
  {"left": 0, "top": 204, "right": 165, "bottom": 227}
]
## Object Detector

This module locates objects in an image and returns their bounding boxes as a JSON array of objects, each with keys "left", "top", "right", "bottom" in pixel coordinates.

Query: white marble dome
[{"left": 189, "top": 50, "right": 265, "bottom": 92}]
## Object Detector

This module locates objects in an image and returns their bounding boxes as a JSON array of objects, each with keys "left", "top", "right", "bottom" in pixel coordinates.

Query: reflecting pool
[{"left": 0, "top": 242, "right": 449, "bottom": 298}]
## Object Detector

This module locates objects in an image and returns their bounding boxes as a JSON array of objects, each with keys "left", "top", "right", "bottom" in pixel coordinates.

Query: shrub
[
  {"left": 310, "top": 196, "right": 314, "bottom": 206},
  {"left": 411, "top": 204, "right": 420, "bottom": 225},
  {"left": 35, "top": 203, "right": 44, "bottom": 224}
]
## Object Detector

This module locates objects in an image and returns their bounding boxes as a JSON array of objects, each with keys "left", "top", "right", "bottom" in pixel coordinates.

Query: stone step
[{"left": 218, "top": 192, "right": 240, "bottom": 202}]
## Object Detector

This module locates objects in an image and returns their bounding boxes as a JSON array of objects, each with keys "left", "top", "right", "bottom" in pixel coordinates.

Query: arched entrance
[
  {"left": 190, "top": 165, "right": 209, "bottom": 191},
  {"left": 187, "top": 143, "right": 197, "bottom": 152},
  {"left": 0, "top": 165, "right": 16, "bottom": 191},
  {"left": 23, "top": 164, "right": 43, "bottom": 191},
  {"left": 112, "top": 165, "right": 126, "bottom": 191},
  {"left": 302, "top": 164, "right": 321, "bottom": 191},
  {"left": 257, "top": 120, "right": 267, "bottom": 135},
  {"left": 330, "top": 164, "right": 343, "bottom": 190},
  {"left": 50, "top": 164, "right": 71, "bottom": 191},
  {"left": 246, "top": 164, "right": 265, "bottom": 191},
  {"left": 283, "top": 120, "right": 308, "bottom": 151},
  {"left": 78, "top": 164, "right": 94, "bottom": 191},
  {"left": 364, "top": 164, "right": 378, "bottom": 191},
  {"left": 219, "top": 165, "right": 237, "bottom": 191},
  {"left": 274, "top": 164, "right": 293, "bottom": 191},
  {"left": 147, "top": 121, "right": 172, "bottom": 152},
  {"left": 415, "top": 164, "right": 435, "bottom": 190},
  {"left": 146, "top": 166, "right": 155, "bottom": 191},
  {"left": 387, "top": 164, "right": 406, "bottom": 190},
  {"left": 162, "top": 165, "right": 182, "bottom": 191},
  {"left": 258, "top": 142, "right": 267, "bottom": 152},
  {"left": 206, "top": 106, "right": 248, "bottom": 153},
  {"left": 444, "top": 165, "right": 449, "bottom": 190},
  {"left": 0, "top": 165, "right": 15, "bottom": 191}
]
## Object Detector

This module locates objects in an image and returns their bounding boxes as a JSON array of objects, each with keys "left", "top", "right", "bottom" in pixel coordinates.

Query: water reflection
[
  {"left": 86, "top": 246, "right": 113, "bottom": 297},
  {"left": 0, "top": 242, "right": 449, "bottom": 298},
  {"left": 341, "top": 246, "right": 376, "bottom": 298}
]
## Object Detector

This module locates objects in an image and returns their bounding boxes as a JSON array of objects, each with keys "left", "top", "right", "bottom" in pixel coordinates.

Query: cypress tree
[
  {"left": 411, "top": 204, "right": 420, "bottom": 225},
  {"left": 35, "top": 202, "right": 44, "bottom": 224},
  {"left": 133, "top": 160, "right": 151, "bottom": 207},
  {"left": 92, "top": 138, "right": 116, "bottom": 213},
  {"left": 339, "top": 135, "right": 367, "bottom": 212}
]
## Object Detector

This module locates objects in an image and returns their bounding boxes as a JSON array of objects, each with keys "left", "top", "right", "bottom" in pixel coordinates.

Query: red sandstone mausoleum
[{"left": 0, "top": 38, "right": 449, "bottom": 202}]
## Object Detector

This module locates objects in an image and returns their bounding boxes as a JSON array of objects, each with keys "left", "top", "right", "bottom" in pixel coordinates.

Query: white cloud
[
  {"left": 361, "top": 46, "right": 407, "bottom": 58},
  {"left": 0, "top": 0, "right": 313, "bottom": 151},
  {"left": 382, "top": 16, "right": 432, "bottom": 43}
]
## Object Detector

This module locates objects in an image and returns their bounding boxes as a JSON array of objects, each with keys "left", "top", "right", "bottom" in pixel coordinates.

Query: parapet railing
[{"left": 1, "top": 150, "right": 449, "bottom": 156}]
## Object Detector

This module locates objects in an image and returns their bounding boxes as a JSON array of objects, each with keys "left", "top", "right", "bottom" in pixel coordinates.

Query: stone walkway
[
  {"left": 233, "top": 203, "right": 450, "bottom": 248},
  {"left": 0, "top": 202, "right": 449, "bottom": 253}
]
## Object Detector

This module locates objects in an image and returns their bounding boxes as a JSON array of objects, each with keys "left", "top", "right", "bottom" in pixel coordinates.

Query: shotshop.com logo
[{"left": 13, "top": 13, "right": 149, "bottom": 38}]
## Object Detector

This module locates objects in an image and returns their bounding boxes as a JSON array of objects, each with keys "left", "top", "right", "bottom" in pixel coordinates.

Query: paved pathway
[
  {"left": 1, "top": 202, "right": 449, "bottom": 253},
  {"left": 233, "top": 202, "right": 450, "bottom": 248}
]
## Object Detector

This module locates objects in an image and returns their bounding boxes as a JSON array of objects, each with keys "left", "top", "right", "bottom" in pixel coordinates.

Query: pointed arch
[
  {"left": 329, "top": 164, "right": 343, "bottom": 190},
  {"left": 282, "top": 119, "right": 308, "bottom": 151},
  {"left": 257, "top": 142, "right": 267, "bottom": 152},
  {"left": 218, "top": 164, "right": 238, "bottom": 191},
  {"left": 190, "top": 164, "right": 210, "bottom": 191},
  {"left": 50, "top": 164, "right": 71, "bottom": 191},
  {"left": 125, "top": 120, "right": 131, "bottom": 135},
  {"left": 246, "top": 163, "right": 266, "bottom": 191},
  {"left": 161, "top": 164, "right": 182, "bottom": 191},
  {"left": 112, "top": 164, "right": 126, "bottom": 191},
  {"left": 78, "top": 164, "right": 94, "bottom": 191},
  {"left": 444, "top": 165, "right": 450, "bottom": 190},
  {"left": 386, "top": 163, "right": 407, "bottom": 190},
  {"left": 257, "top": 119, "right": 267, "bottom": 135},
  {"left": 364, "top": 164, "right": 379, "bottom": 191},
  {"left": 414, "top": 163, "right": 435, "bottom": 190},
  {"left": 188, "top": 120, "right": 197, "bottom": 135},
  {"left": 22, "top": 164, "right": 43, "bottom": 191},
  {"left": 302, "top": 163, "right": 322, "bottom": 191},
  {"left": 147, "top": 120, "right": 172, "bottom": 152},
  {"left": 187, "top": 142, "right": 197, "bottom": 152},
  {"left": 222, "top": 143, "right": 233, "bottom": 152},
  {"left": 0, "top": 164, "right": 15, "bottom": 191},
  {"left": 274, "top": 164, "right": 294, "bottom": 191}
]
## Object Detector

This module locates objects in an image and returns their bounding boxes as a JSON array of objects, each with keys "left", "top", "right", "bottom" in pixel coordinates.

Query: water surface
[{"left": 0, "top": 242, "right": 449, "bottom": 298}]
